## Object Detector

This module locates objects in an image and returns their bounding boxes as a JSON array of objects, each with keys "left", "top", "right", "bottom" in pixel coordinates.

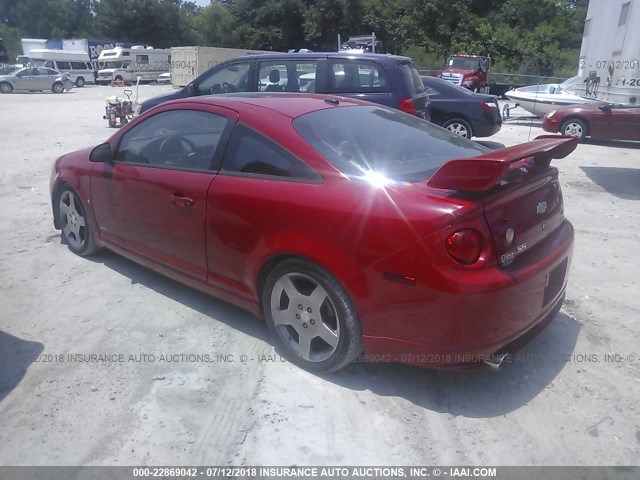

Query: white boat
[{"left": 505, "top": 77, "right": 595, "bottom": 117}]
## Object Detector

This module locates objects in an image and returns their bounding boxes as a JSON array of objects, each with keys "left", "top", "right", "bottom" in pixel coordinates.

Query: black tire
[
  {"left": 561, "top": 118, "right": 588, "bottom": 141},
  {"left": 115, "top": 75, "right": 123, "bottom": 83},
  {"left": 443, "top": 117, "right": 473, "bottom": 139},
  {"left": 0, "top": 82, "right": 13, "bottom": 94},
  {"left": 54, "top": 185, "right": 99, "bottom": 256},
  {"left": 262, "top": 258, "right": 363, "bottom": 373},
  {"left": 75, "top": 77, "right": 85, "bottom": 87},
  {"left": 52, "top": 82, "right": 64, "bottom": 94}
]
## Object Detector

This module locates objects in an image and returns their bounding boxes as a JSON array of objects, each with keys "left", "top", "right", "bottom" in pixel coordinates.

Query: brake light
[
  {"left": 446, "top": 229, "right": 484, "bottom": 265},
  {"left": 480, "top": 101, "right": 498, "bottom": 110},
  {"left": 398, "top": 98, "right": 417, "bottom": 115}
]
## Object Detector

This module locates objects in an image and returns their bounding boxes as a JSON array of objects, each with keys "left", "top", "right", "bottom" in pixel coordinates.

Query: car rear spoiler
[{"left": 427, "top": 135, "right": 579, "bottom": 192}]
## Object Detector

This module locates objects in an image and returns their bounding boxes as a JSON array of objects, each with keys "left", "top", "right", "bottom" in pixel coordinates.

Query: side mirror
[
  {"left": 90, "top": 142, "right": 114, "bottom": 163},
  {"left": 187, "top": 83, "right": 195, "bottom": 95},
  {"left": 598, "top": 103, "right": 612, "bottom": 112}
]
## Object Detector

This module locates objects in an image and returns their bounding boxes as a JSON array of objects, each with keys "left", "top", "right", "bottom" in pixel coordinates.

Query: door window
[
  {"left": 222, "top": 124, "right": 320, "bottom": 182},
  {"left": 70, "top": 61, "right": 89, "bottom": 70},
  {"left": 197, "top": 62, "right": 251, "bottom": 95},
  {"left": 56, "top": 61, "right": 71, "bottom": 70},
  {"left": 328, "top": 60, "right": 389, "bottom": 93},
  {"left": 116, "top": 110, "right": 230, "bottom": 171},
  {"left": 15, "top": 69, "right": 33, "bottom": 77},
  {"left": 257, "top": 61, "right": 318, "bottom": 93}
]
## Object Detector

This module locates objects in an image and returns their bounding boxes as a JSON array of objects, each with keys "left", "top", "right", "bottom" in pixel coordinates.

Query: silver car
[{"left": 0, "top": 67, "right": 74, "bottom": 94}]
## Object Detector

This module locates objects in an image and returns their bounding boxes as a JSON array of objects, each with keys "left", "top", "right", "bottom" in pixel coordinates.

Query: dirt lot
[{"left": 0, "top": 85, "right": 639, "bottom": 466}]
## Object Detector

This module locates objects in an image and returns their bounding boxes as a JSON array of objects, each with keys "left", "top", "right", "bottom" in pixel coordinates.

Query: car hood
[{"left": 140, "top": 89, "right": 189, "bottom": 112}]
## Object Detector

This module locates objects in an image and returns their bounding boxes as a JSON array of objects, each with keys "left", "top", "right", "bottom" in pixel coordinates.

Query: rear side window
[
  {"left": 222, "top": 124, "right": 320, "bottom": 182},
  {"left": 328, "top": 60, "right": 389, "bottom": 93},
  {"left": 56, "top": 61, "right": 71, "bottom": 70},
  {"left": 293, "top": 105, "right": 486, "bottom": 183},
  {"left": 70, "top": 61, "right": 89, "bottom": 70},
  {"left": 257, "top": 60, "right": 318, "bottom": 93}
]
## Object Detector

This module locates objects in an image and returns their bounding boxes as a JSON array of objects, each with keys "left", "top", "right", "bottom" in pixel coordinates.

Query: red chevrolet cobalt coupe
[{"left": 50, "top": 94, "right": 578, "bottom": 372}]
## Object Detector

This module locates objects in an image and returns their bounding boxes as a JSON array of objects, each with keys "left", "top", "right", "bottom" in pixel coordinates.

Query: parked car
[
  {"left": 421, "top": 75, "right": 502, "bottom": 138},
  {"left": 138, "top": 52, "right": 429, "bottom": 119},
  {"left": 0, "top": 67, "right": 73, "bottom": 94},
  {"left": 51, "top": 94, "right": 577, "bottom": 373},
  {"left": 157, "top": 72, "right": 171, "bottom": 84},
  {"left": 542, "top": 102, "right": 640, "bottom": 141}
]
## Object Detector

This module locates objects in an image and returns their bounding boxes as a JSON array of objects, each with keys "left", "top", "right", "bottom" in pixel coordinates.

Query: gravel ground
[{"left": 0, "top": 85, "right": 639, "bottom": 466}]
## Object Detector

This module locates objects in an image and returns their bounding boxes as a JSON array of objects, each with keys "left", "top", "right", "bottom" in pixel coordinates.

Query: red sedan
[
  {"left": 543, "top": 102, "right": 640, "bottom": 141},
  {"left": 50, "top": 94, "right": 577, "bottom": 372}
]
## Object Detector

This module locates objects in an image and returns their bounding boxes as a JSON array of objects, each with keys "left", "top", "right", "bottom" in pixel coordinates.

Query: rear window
[
  {"left": 293, "top": 105, "right": 487, "bottom": 183},
  {"left": 401, "top": 62, "right": 425, "bottom": 94}
]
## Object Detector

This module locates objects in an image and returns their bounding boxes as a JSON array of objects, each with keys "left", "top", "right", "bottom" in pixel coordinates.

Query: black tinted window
[
  {"left": 116, "top": 110, "right": 229, "bottom": 171},
  {"left": 293, "top": 105, "right": 487, "bottom": 183},
  {"left": 70, "top": 62, "right": 89, "bottom": 69},
  {"left": 328, "top": 60, "right": 389, "bottom": 93},
  {"left": 223, "top": 124, "right": 319, "bottom": 181},
  {"left": 56, "top": 61, "right": 71, "bottom": 70}
]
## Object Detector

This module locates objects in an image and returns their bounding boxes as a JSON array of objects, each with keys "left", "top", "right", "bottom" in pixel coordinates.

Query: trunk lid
[
  {"left": 482, "top": 168, "right": 564, "bottom": 266},
  {"left": 427, "top": 135, "right": 578, "bottom": 266}
]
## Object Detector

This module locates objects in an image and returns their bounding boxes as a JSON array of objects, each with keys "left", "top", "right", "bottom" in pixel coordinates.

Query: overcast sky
[{"left": 193, "top": 0, "right": 212, "bottom": 7}]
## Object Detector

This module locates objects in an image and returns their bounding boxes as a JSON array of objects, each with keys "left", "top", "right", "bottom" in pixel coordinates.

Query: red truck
[{"left": 439, "top": 54, "right": 492, "bottom": 93}]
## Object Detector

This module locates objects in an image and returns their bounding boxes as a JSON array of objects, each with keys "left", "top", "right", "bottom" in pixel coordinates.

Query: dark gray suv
[{"left": 139, "top": 52, "right": 430, "bottom": 119}]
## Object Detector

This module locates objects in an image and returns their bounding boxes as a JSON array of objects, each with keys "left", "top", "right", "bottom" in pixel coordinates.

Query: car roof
[
  {"left": 225, "top": 52, "right": 411, "bottom": 63},
  {"left": 165, "top": 93, "right": 374, "bottom": 118}
]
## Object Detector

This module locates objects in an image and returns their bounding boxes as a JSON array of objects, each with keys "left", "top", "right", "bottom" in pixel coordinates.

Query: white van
[{"left": 26, "top": 49, "right": 95, "bottom": 87}]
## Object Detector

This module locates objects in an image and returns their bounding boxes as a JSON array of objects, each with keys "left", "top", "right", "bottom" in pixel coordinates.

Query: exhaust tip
[{"left": 484, "top": 352, "right": 510, "bottom": 370}]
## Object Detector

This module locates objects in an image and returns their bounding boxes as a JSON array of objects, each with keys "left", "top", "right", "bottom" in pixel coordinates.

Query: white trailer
[
  {"left": 575, "top": 0, "right": 640, "bottom": 104},
  {"left": 170, "top": 46, "right": 272, "bottom": 88},
  {"left": 97, "top": 46, "right": 171, "bottom": 85}
]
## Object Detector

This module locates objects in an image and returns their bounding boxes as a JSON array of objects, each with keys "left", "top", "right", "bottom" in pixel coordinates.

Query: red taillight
[
  {"left": 480, "top": 101, "right": 498, "bottom": 111},
  {"left": 399, "top": 98, "right": 417, "bottom": 115},
  {"left": 446, "top": 229, "right": 484, "bottom": 265}
]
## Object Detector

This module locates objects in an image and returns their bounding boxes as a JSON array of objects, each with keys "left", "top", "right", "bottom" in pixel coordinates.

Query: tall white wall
[{"left": 577, "top": 0, "right": 640, "bottom": 104}]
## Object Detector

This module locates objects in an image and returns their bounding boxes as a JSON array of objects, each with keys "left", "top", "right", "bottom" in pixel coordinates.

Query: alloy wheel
[
  {"left": 563, "top": 122, "right": 584, "bottom": 138},
  {"left": 59, "top": 190, "right": 87, "bottom": 250},
  {"left": 269, "top": 272, "right": 340, "bottom": 362}
]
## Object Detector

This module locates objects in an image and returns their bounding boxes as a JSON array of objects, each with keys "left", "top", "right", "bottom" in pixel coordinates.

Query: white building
[{"left": 576, "top": 0, "right": 639, "bottom": 104}]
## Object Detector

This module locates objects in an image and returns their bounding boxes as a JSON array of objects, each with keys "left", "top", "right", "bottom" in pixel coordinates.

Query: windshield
[
  {"left": 294, "top": 105, "right": 487, "bottom": 183},
  {"left": 448, "top": 56, "right": 480, "bottom": 70},
  {"left": 0, "top": 66, "right": 19, "bottom": 75}
]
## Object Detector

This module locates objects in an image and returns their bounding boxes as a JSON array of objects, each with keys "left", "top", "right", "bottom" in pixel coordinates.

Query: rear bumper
[
  {"left": 472, "top": 111, "right": 502, "bottom": 137},
  {"left": 360, "top": 220, "right": 574, "bottom": 369}
]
